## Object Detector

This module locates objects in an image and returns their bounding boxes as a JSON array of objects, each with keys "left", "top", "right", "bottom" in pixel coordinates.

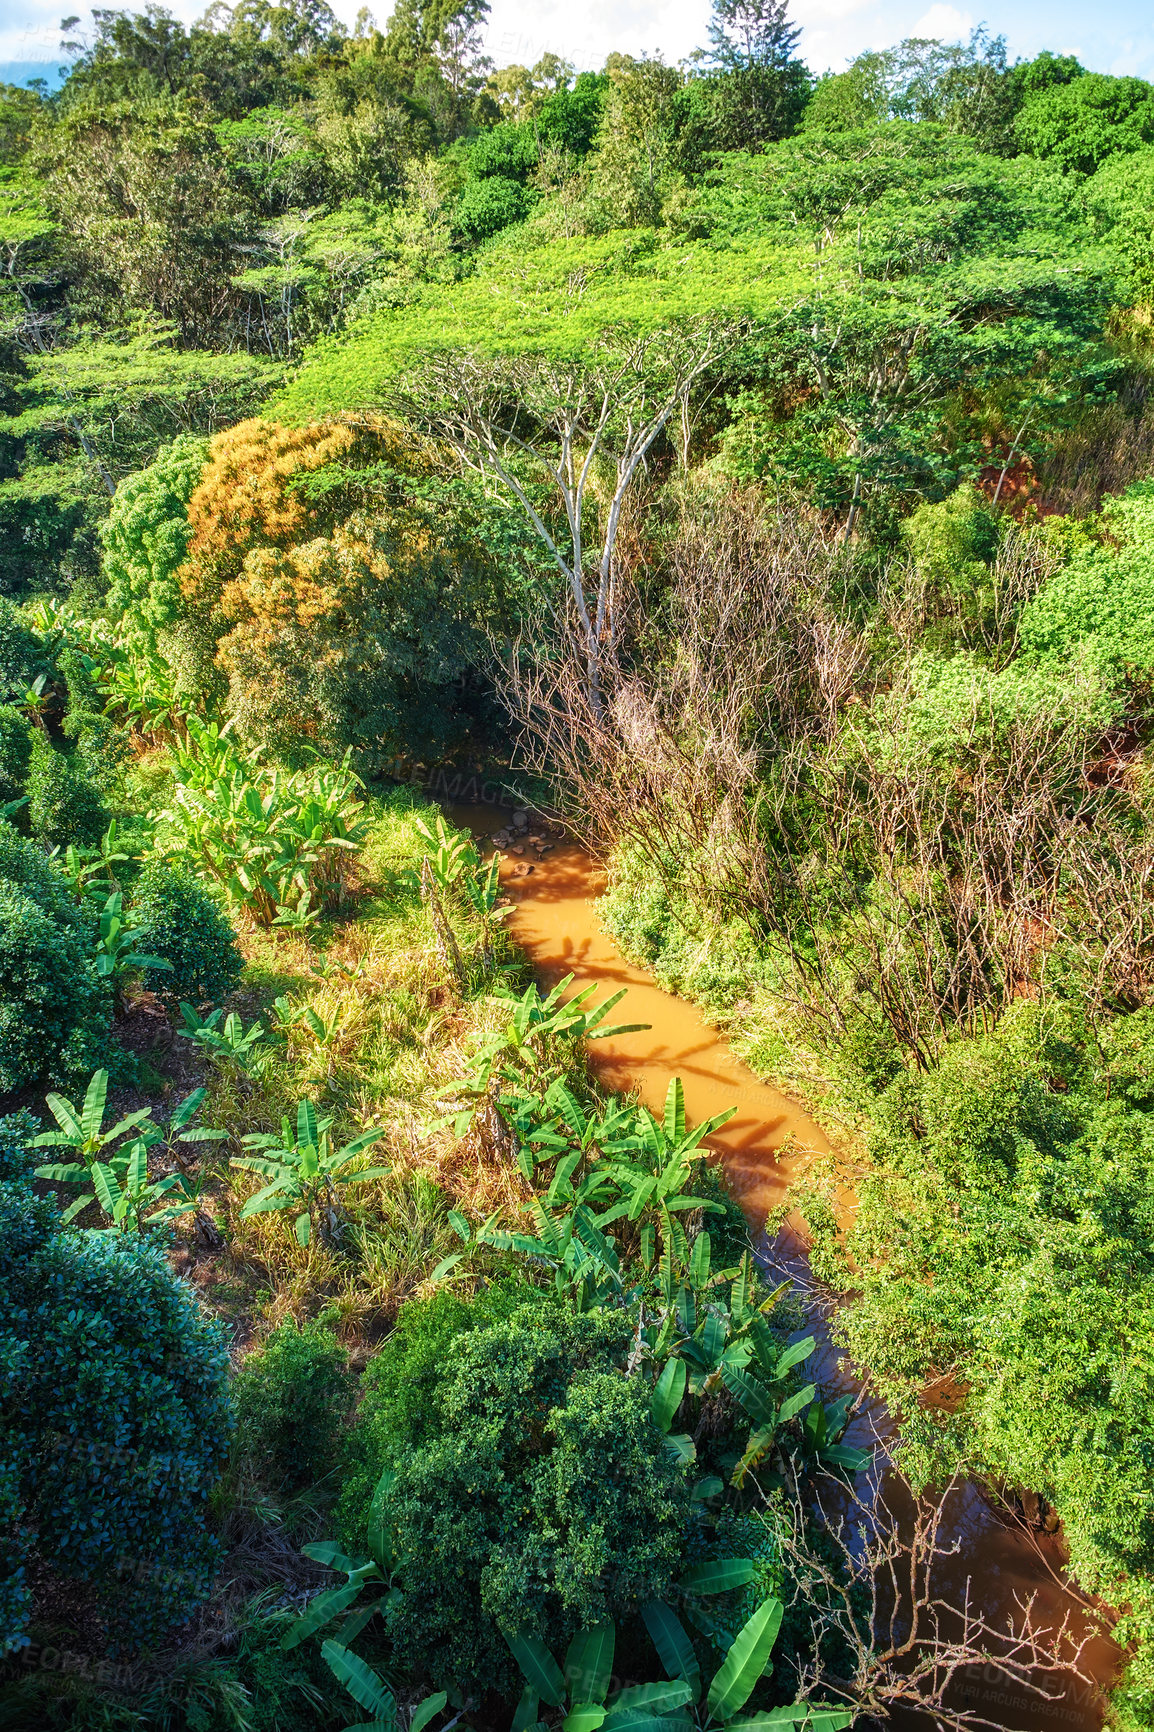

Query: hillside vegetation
[{"left": 3, "top": 3, "right": 1154, "bottom": 1730}]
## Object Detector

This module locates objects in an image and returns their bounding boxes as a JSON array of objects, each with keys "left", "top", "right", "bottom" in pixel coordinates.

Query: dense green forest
[{"left": 3, "top": 0, "right": 1154, "bottom": 1727}]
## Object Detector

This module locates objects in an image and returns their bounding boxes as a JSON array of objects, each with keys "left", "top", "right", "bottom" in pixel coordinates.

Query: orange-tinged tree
[{"left": 178, "top": 417, "right": 520, "bottom": 760}]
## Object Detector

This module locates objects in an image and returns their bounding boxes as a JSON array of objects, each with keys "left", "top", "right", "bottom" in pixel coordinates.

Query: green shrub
[
  {"left": 0, "top": 706, "right": 34, "bottom": 812},
  {"left": 26, "top": 731, "right": 108, "bottom": 848},
  {"left": 0, "top": 1181, "right": 231, "bottom": 1652},
  {"left": 0, "top": 600, "right": 45, "bottom": 703},
  {"left": 839, "top": 1005, "right": 1154, "bottom": 1692},
  {"left": 454, "top": 175, "right": 532, "bottom": 242},
  {"left": 132, "top": 858, "right": 243, "bottom": 1008},
  {"left": 468, "top": 121, "right": 539, "bottom": 182},
  {"left": 100, "top": 434, "right": 209, "bottom": 633},
  {"left": 1019, "top": 480, "right": 1154, "bottom": 683},
  {"left": 232, "top": 1318, "right": 353, "bottom": 1494},
  {"left": 0, "top": 1110, "right": 40, "bottom": 1183},
  {"left": 347, "top": 1298, "right": 690, "bottom": 1695},
  {"left": 0, "top": 1451, "right": 28, "bottom": 1656},
  {"left": 1015, "top": 72, "right": 1154, "bottom": 176},
  {"left": 340, "top": 1282, "right": 538, "bottom": 1514},
  {"left": 0, "top": 861, "right": 108, "bottom": 1091}
]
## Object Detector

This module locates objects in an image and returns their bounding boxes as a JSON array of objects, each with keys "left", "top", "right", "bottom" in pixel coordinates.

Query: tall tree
[{"left": 706, "top": 0, "right": 801, "bottom": 71}]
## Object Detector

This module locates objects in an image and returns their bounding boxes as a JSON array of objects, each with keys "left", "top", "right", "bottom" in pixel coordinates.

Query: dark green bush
[
  {"left": 0, "top": 706, "right": 34, "bottom": 813},
  {"left": 0, "top": 822, "right": 108, "bottom": 1089},
  {"left": 26, "top": 731, "right": 108, "bottom": 848},
  {"left": 0, "top": 867, "right": 108, "bottom": 1091},
  {"left": 132, "top": 858, "right": 243, "bottom": 1008},
  {"left": 0, "top": 600, "right": 45, "bottom": 702},
  {"left": 0, "top": 1110, "right": 40, "bottom": 1183},
  {"left": 454, "top": 175, "right": 532, "bottom": 242},
  {"left": 468, "top": 120, "right": 539, "bottom": 182},
  {"left": 346, "top": 1297, "right": 690, "bottom": 1696},
  {"left": 0, "top": 1182, "right": 231, "bottom": 1652},
  {"left": 232, "top": 1318, "right": 353, "bottom": 1494}
]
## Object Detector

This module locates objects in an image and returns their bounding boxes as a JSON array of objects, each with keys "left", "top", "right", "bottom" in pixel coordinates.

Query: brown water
[{"left": 447, "top": 803, "right": 1119, "bottom": 1731}]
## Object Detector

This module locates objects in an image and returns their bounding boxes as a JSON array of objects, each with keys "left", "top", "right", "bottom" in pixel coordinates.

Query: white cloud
[
  {"left": 910, "top": 3, "right": 973, "bottom": 38},
  {"left": 4, "top": 0, "right": 1154, "bottom": 84}
]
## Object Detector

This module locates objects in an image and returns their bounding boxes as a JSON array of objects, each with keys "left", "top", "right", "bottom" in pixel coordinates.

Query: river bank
[{"left": 445, "top": 798, "right": 1119, "bottom": 1732}]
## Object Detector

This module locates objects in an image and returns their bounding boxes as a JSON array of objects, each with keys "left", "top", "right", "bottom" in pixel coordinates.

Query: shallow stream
[{"left": 447, "top": 804, "right": 1118, "bottom": 1731}]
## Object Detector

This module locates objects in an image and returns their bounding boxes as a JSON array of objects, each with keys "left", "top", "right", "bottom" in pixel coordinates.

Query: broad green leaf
[
  {"left": 61, "top": 1190, "right": 95, "bottom": 1223},
  {"left": 777, "top": 1383, "right": 816, "bottom": 1426},
  {"left": 169, "top": 1086, "right": 207, "bottom": 1132},
  {"left": 297, "top": 1098, "right": 319, "bottom": 1150},
  {"left": 565, "top": 1623, "right": 615, "bottom": 1706},
  {"left": 775, "top": 1336, "right": 816, "bottom": 1377},
  {"left": 44, "top": 1091, "right": 83, "bottom": 1142},
  {"left": 662, "top": 1433, "right": 696, "bottom": 1467},
  {"left": 33, "top": 1161, "right": 89, "bottom": 1182},
  {"left": 663, "top": 1078, "right": 686, "bottom": 1146},
  {"left": 720, "top": 1364, "right": 776, "bottom": 1426},
  {"left": 367, "top": 1467, "right": 396, "bottom": 1570},
  {"left": 689, "top": 1231, "right": 711, "bottom": 1289},
  {"left": 706, "top": 1599, "right": 785, "bottom": 1720},
  {"left": 650, "top": 1358, "right": 687, "bottom": 1436},
  {"left": 641, "top": 1602, "right": 701, "bottom": 1699},
  {"left": 511, "top": 1684, "right": 540, "bottom": 1732},
  {"left": 81, "top": 1070, "right": 109, "bottom": 1141},
  {"left": 691, "top": 1475, "right": 724, "bottom": 1502},
  {"left": 818, "top": 1442, "right": 871, "bottom": 1473},
  {"left": 725, "top": 1709, "right": 853, "bottom": 1730},
  {"left": 564, "top": 1708, "right": 607, "bottom": 1732},
  {"left": 410, "top": 1691, "right": 448, "bottom": 1732},
  {"left": 295, "top": 1210, "right": 311, "bottom": 1246},
  {"left": 321, "top": 1640, "right": 395, "bottom": 1718},
  {"left": 91, "top": 1161, "right": 119, "bottom": 1216},
  {"left": 599, "top": 1711, "right": 665, "bottom": 1732},
  {"left": 502, "top": 1630, "right": 567, "bottom": 1708},
  {"left": 582, "top": 986, "right": 628, "bottom": 1033},
  {"left": 280, "top": 1581, "right": 362, "bottom": 1649},
  {"left": 609, "top": 1682, "right": 693, "bottom": 1714},
  {"left": 680, "top": 1558, "right": 756, "bottom": 1595},
  {"left": 301, "top": 1541, "right": 365, "bottom": 1574}
]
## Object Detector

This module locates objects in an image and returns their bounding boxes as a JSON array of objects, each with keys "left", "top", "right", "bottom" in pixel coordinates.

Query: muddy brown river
[{"left": 447, "top": 804, "right": 1120, "bottom": 1731}]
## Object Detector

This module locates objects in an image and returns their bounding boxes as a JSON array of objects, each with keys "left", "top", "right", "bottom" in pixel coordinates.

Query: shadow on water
[{"left": 446, "top": 800, "right": 1120, "bottom": 1730}]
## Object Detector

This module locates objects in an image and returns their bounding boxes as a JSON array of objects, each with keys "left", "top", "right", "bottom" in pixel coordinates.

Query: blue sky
[{"left": 3, "top": 0, "right": 1152, "bottom": 88}]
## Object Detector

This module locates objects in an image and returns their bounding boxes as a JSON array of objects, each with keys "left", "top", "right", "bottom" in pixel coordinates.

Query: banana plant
[
  {"left": 501, "top": 1597, "right": 853, "bottom": 1732},
  {"left": 61, "top": 1139, "right": 210, "bottom": 1235},
  {"left": 55, "top": 820, "right": 133, "bottom": 903},
  {"left": 319, "top": 1640, "right": 446, "bottom": 1732},
  {"left": 453, "top": 976, "right": 649, "bottom": 1111},
  {"left": 94, "top": 891, "right": 170, "bottom": 1005},
  {"left": 179, "top": 1004, "right": 279, "bottom": 1078},
  {"left": 432, "top": 1194, "right": 627, "bottom": 1312},
  {"left": 232, "top": 1100, "right": 390, "bottom": 1248},
  {"left": 32, "top": 1073, "right": 225, "bottom": 1232},
  {"left": 499, "top": 1079, "right": 657, "bottom": 1188},
  {"left": 642, "top": 1237, "right": 870, "bottom": 1489},
  {"left": 280, "top": 1468, "right": 448, "bottom": 1732},
  {"left": 160, "top": 735, "right": 368, "bottom": 928},
  {"left": 596, "top": 1080, "right": 735, "bottom": 1238},
  {"left": 30, "top": 1068, "right": 158, "bottom": 1170},
  {"left": 414, "top": 812, "right": 477, "bottom": 891}
]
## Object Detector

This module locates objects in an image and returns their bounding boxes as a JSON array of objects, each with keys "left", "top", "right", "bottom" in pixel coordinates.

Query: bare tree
[
  {"left": 392, "top": 321, "right": 741, "bottom": 711},
  {"left": 497, "top": 481, "right": 1154, "bottom": 1065},
  {"left": 769, "top": 1460, "right": 1102, "bottom": 1730}
]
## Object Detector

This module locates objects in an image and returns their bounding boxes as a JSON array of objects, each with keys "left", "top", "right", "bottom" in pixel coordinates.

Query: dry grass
[{"left": 158, "top": 791, "right": 547, "bottom": 1358}]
